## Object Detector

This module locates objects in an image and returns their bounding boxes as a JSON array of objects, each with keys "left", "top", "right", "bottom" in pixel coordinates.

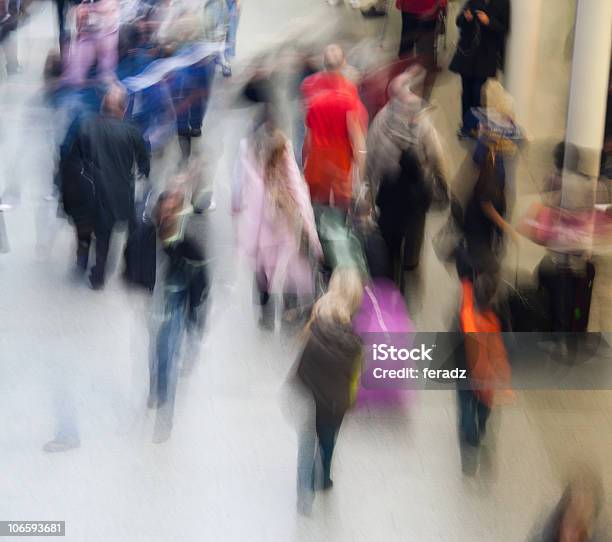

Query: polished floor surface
[{"left": 1, "top": 1, "right": 611, "bottom": 540}]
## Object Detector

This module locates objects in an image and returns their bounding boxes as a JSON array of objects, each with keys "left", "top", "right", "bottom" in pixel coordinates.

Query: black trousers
[
  {"left": 399, "top": 12, "right": 437, "bottom": 59},
  {"left": 91, "top": 225, "right": 113, "bottom": 285},
  {"left": 458, "top": 388, "right": 490, "bottom": 447},
  {"left": 75, "top": 224, "right": 94, "bottom": 266},
  {"left": 55, "top": 0, "right": 67, "bottom": 44},
  {"left": 315, "top": 406, "right": 343, "bottom": 484},
  {"left": 74, "top": 222, "right": 112, "bottom": 284},
  {"left": 460, "top": 75, "right": 487, "bottom": 133}
]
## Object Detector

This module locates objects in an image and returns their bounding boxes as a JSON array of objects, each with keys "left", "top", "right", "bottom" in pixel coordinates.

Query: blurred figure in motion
[
  {"left": 472, "top": 80, "right": 519, "bottom": 209},
  {"left": 291, "top": 47, "right": 319, "bottom": 167},
  {"left": 156, "top": 0, "right": 221, "bottom": 142},
  {"left": 366, "top": 66, "right": 448, "bottom": 205},
  {"left": 457, "top": 269, "right": 512, "bottom": 448},
  {"left": 64, "top": 0, "right": 120, "bottom": 85},
  {"left": 449, "top": 0, "right": 510, "bottom": 139},
  {"left": 54, "top": 0, "right": 71, "bottom": 50},
  {"left": 150, "top": 186, "right": 210, "bottom": 442},
  {"left": 396, "top": 0, "right": 447, "bottom": 61},
  {"left": 365, "top": 67, "right": 448, "bottom": 286},
  {"left": 63, "top": 85, "right": 150, "bottom": 289},
  {"left": 0, "top": 0, "right": 20, "bottom": 75},
  {"left": 117, "top": 22, "right": 177, "bottom": 156},
  {"left": 460, "top": 148, "right": 517, "bottom": 276},
  {"left": 541, "top": 142, "right": 579, "bottom": 208},
  {"left": 294, "top": 268, "right": 363, "bottom": 513},
  {"left": 301, "top": 44, "right": 367, "bottom": 210},
  {"left": 529, "top": 466, "right": 608, "bottom": 541},
  {"left": 239, "top": 52, "right": 280, "bottom": 132},
  {"left": 376, "top": 147, "right": 433, "bottom": 290},
  {"left": 232, "top": 127, "right": 322, "bottom": 329},
  {"left": 169, "top": 53, "right": 216, "bottom": 140},
  {"left": 219, "top": 0, "right": 240, "bottom": 77}
]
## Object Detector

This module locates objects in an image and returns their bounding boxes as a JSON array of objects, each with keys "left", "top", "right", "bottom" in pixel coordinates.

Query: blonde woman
[{"left": 295, "top": 268, "right": 363, "bottom": 512}]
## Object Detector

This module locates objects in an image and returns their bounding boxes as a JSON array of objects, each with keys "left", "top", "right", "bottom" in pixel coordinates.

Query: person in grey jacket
[{"left": 365, "top": 66, "right": 448, "bottom": 209}]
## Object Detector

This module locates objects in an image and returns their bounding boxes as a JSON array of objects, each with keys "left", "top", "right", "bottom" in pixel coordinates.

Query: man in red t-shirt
[{"left": 301, "top": 45, "right": 367, "bottom": 209}]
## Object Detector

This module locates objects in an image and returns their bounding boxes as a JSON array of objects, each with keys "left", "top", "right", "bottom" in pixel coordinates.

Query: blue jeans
[
  {"left": 460, "top": 75, "right": 487, "bottom": 133},
  {"left": 171, "top": 58, "right": 216, "bottom": 134},
  {"left": 154, "top": 289, "right": 187, "bottom": 408},
  {"left": 224, "top": 0, "right": 240, "bottom": 59},
  {"left": 297, "top": 402, "right": 342, "bottom": 504},
  {"left": 152, "top": 264, "right": 209, "bottom": 410},
  {"left": 457, "top": 388, "right": 490, "bottom": 447}
]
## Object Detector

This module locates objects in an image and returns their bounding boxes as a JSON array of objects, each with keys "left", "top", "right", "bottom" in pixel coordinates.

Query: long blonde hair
[{"left": 309, "top": 268, "right": 364, "bottom": 329}]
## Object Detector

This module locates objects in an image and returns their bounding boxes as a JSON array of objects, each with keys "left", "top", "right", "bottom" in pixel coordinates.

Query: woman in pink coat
[{"left": 233, "top": 128, "right": 322, "bottom": 327}]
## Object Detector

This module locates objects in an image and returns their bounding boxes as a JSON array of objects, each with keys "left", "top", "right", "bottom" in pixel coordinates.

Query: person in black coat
[
  {"left": 376, "top": 147, "right": 433, "bottom": 288},
  {"left": 449, "top": 0, "right": 510, "bottom": 138},
  {"left": 295, "top": 268, "right": 363, "bottom": 513},
  {"left": 73, "top": 85, "right": 150, "bottom": 289}
]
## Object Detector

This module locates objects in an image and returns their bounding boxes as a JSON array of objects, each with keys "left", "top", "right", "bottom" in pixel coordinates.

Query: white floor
[{"left": 1, "top": 1, "right": 612, "bottom": 541}]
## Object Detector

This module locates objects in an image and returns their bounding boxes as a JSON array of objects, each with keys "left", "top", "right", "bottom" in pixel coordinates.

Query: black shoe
[
  {"left": 322, "top": 478, "right": 334, "bottom": 490},
  {"left": 190, "top": 127, "right": 202, "bottom": 138},
  {"left": 457, "top": 128, "right": 477, "bottom": 140},
  {"left": 361, "top": 6, "right": 386, "bottom": 17},
  {"left": 76, "top": 254, "right": 88, "bottom": 271},
  {"left": 258, "top": 314, "right": 274, "bottom": 331},
  {"left": 88, "top": 274, "right": 104, "bottom": 291}
]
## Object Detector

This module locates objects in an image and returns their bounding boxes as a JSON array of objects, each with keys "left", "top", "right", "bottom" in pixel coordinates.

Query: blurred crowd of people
[{"left": 1, "top": 0, "right": 611, "bottom": 535}]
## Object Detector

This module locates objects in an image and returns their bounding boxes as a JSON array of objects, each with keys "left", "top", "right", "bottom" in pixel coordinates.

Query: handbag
[{"left": 432, "top": 194, "right": 463, "bottom": 264}]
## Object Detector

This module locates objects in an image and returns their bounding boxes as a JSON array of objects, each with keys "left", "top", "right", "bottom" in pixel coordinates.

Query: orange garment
[
  {"left": 301, "top": 72, "right": 367, "bottom": 209},
  {"left": 459, "top": 279, "right": 513, "bottom": 407}
]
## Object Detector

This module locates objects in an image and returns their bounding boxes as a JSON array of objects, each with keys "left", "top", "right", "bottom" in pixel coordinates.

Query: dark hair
[
  {"left": 44, "top": 50, "right": 63, "bottom": 81},
  {"left": 153, "top": 190, "right": 184, "bottom": 226},
  {"left": 554, "top": 141, "right": 580, "bottom": 173}
]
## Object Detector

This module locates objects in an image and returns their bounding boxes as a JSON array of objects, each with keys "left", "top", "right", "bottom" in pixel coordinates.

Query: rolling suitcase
[
  {"left": 123, "top": 196, "right": 156, "bottom": 292},
  {"left": 353, "top": 279, "right": 416, "bottom": 408},
  {"left": 508, "top": 270, "right": 552, "bottom": 333},
  {"left": 537, "top": 255, "right": 595, "bottom": 333}
]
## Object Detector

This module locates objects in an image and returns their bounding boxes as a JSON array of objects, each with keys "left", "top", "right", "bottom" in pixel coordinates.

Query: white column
[
  {"left": 565, "top": 0, "right": 612, "bottom": 177},
  {"left": 505, "top": 0, "right": 544, "bottom": 139}
]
